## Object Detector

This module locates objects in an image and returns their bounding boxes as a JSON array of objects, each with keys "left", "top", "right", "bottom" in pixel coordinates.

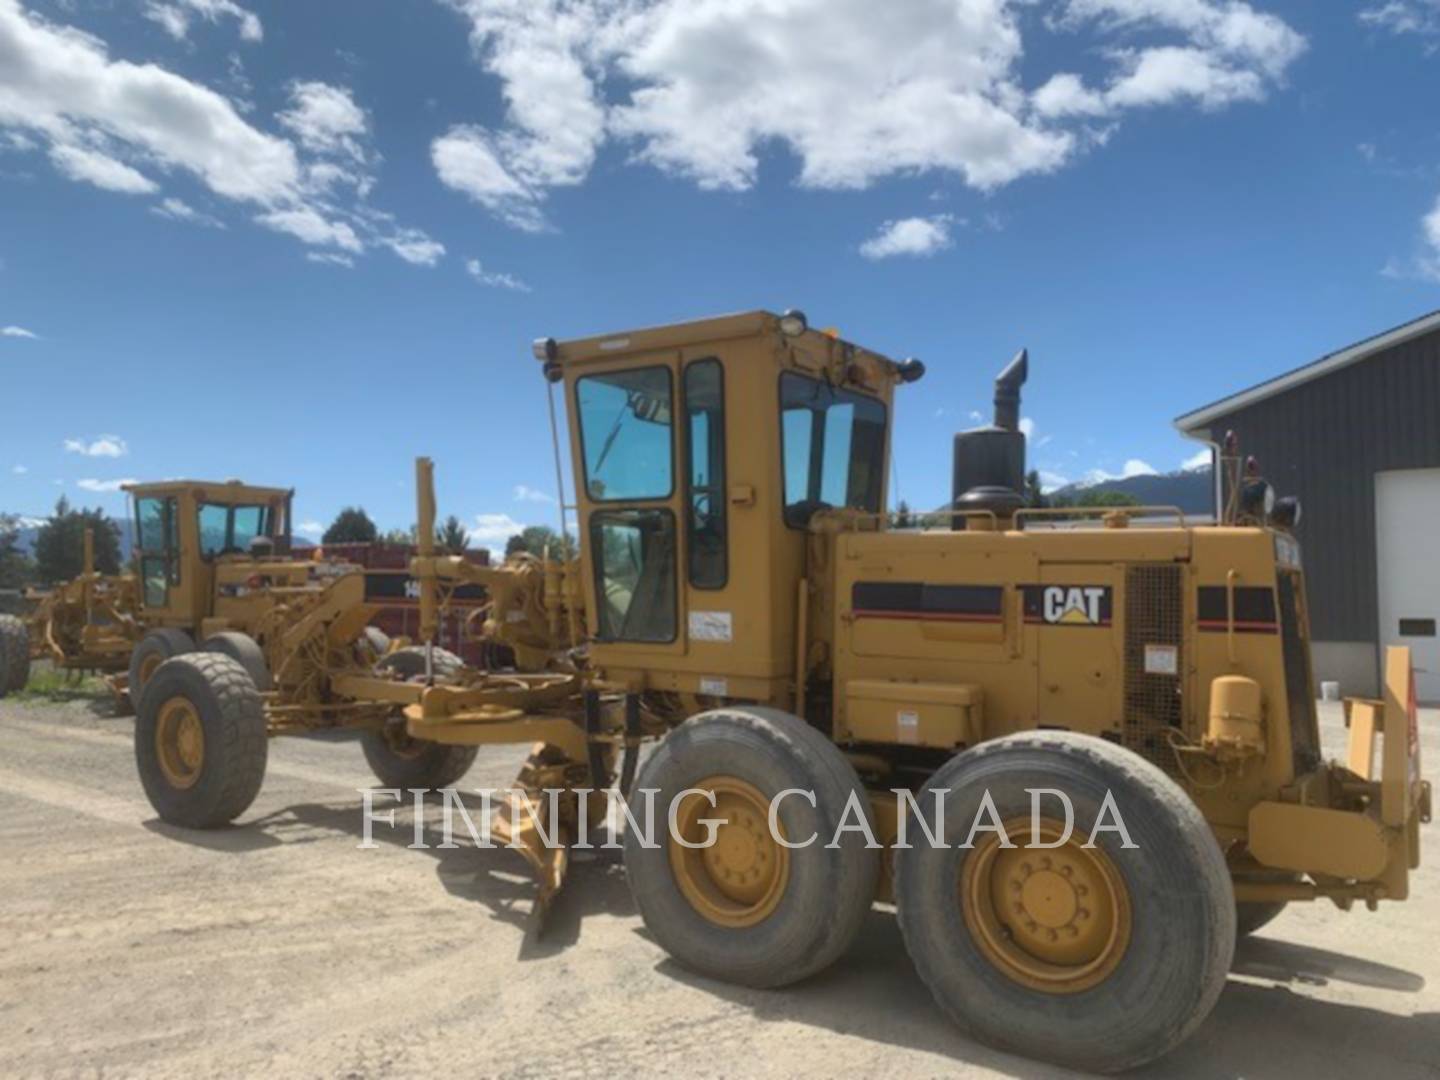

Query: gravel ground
[{"left": 1, "top": 686, "right": 1436, "bottom": 1079}]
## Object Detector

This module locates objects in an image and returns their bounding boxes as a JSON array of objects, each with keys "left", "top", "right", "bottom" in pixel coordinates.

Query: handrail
[
  {"left": 1014, "top": 505, "right": 1189, "bottom": 528},
  {"left": 825, "top": 508, "right": 1001, "bottom": 531}
]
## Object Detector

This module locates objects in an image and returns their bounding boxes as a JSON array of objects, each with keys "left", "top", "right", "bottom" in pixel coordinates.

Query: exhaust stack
[{"left": 951, "top": 349, "right": 1029, "bottom": 527}]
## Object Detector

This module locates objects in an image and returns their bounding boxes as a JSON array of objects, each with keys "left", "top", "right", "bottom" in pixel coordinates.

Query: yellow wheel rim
[
  {"left": 669, "top": 776, "right": 789, "bottom": 928},
  {"left": 138, "top": 651, "right": 164, "bottom": 687},
  {"left": 155, "top": 696, "right": 205, "bottom": 790},
  {"left": 961, "top": 816, "right": 1131, "bottom": 994}
]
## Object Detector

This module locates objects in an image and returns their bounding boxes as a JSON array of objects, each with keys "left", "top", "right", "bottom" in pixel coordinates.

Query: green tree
[
  {"left": 893, "top": 499, "right": 914, "bottom": 529},
  {"left": 1076, "top": 490, "right": 1141, "bottom": 508},
  {"left": 435, "top": 515, "right": 470, "bottom": 554},
  {"left": 33, "top": 497, "right": 122, "bottom": 584},
  {"left": 378, "top": 526, "right": 417, "bottom": 546},
  {"left": 322, "top": 507, "right": 378, "bottom": 545},
  {"left": 504, "top": 525, "right": 577, "bottom": 560},
  {"left": 1024, "top": 470, "right": 1048, "bottom": 509},
  {"left": 0, "top": 514, "right": 36, "bottom": 610}
]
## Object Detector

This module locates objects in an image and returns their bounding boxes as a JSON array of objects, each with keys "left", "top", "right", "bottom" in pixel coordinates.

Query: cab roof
[
  {"left": 544, "top": 309, "right": 904, "bottom": 373},
  {"left": 122, "top": 479, "right": 291, "bottom": 503}
]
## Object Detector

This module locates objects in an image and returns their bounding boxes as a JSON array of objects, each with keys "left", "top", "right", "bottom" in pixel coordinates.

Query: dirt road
[{"left": 2, "top": 688, "right": 1436, "bottom": 1079}]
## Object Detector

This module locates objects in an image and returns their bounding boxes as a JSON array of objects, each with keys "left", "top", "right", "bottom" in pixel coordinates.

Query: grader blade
[
  {"left": 491, "top": 794, "right": 571, "bottom": 921},
  {"left": 490, "top": 742, "right": 581, "bottom": 925}
]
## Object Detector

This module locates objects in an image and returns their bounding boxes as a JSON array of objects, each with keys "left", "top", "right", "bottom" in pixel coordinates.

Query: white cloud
[
  {"left": 295, "top": 519, "right": 324, "bottom": 538},
  {"left": 513, "top": 484, "right": 555, "bottom": 503},
  {"left": 1181, "top": 447, "right": 1213, "bottom": 471},
  {"left": 438, "top": 0, "right": 1301, "bottom": 229},
  {"left": 1425, "top": 196, "right": 1440, "bottom": 253},
  {"left": 48, "top": 143, "right": 158, "bottom": 193},
  {"left": 432, "top": 126, "right": 547, "bottom": 232},
  {"left": 383, "top": 228, "right": 446, "bottom": 267},
  {"left": 1048, "top": 1, "right": 1305, "bottom": 114},
  {"left": 278, "top": 81, "right": 369, "bottom": 163},
  {"left": 1033, "top": 73, "right": 1108, "bottom": 119},
  {"left": 305, "top": 251, "right": 355, "bottom": 269},
  {"left": 472, "top": 512, "right": 527, "bottom": 544},
  {"left": 1018, "top": 417, "right": 1036, "bottom": 438},
  {"left": 0, "top": 0, "right": 297, "bottom": 203},
  {"left": 1084, "top": 458, "right": 1158, "bottom": 484},
  {"left": 63, "top": 435, "right": 128, "bottom": 458},
  {"left": 2, "top": 325, "right": 37, "bottom": 339},
  {"left": 150, "top": 196, "right": 224, "bottom": 228},
  {"left": 1038, "top": 470, "right": 1070, "bottom": 492},
  {"left": 11, "top": 464, "right": 27, "bottom": 474},
  {"left": 1360, "top": 1, "right": 1440, "bottom": 37},
  {"left": 0, "top": 8, "right": 437, "bottom": 266},
  {"left": 859, "top": 215, "right": 956, "bottom": 260},
  {"left": 143, "top": 0, "right": 262, "bottom": 44},
  {"left": 465, "top": 257, "right": 530, "bottom": 292},
  {"left": 968, "top": 409, "right": 984, "bottom": 423},
  {"left": 76, "top": 477, "right": 136, "bottom": 493},
  {"left": 256, "top": 206, "right": 363, "bottom": 252}
]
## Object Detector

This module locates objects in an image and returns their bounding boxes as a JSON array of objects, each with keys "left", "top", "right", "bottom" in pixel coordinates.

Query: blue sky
[{"left": 2, "top": 0, "right": 1439, "bottom": 546}]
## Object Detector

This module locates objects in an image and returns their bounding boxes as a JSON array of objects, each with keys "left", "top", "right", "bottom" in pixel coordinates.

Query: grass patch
[{"left": 14, "top": 668, "right": 112, "bottom": 703}]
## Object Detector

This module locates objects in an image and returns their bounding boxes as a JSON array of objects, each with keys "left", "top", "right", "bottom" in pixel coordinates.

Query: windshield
[
  {"left": 779, "top": 373, "right": 886, "bottom": 527},
  {"left": 199, "top": 502, "right": 274, "bottom": 556},
  {"left": 575, "top": 366, "right": 673, "bottom": 501}
]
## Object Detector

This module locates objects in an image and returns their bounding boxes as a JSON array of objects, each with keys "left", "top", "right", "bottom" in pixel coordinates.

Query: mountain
[{"left": 1048, "top": 468, "right": 1213, "bottom": 516}]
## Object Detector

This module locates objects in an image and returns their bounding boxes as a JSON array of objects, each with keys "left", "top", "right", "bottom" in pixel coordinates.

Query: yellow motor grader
[
  {"left": 0, "top": 478, "right": 582, "bottom": 799},
  {"left": 127, "top": 311, "right": 1428, "bottom": 1073},
  {"left": 0, "top": 527, "right": 140, "bottom": 696}
]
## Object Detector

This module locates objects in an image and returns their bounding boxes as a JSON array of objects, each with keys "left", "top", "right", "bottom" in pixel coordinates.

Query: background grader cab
[{"left": 119, "top": 311, "right": 1427, "bottom": 1073}]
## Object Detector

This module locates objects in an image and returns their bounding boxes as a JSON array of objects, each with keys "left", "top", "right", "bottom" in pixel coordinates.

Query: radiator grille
[{"left": 1123, "top": 564, "right": 1186, "bottom": 774}]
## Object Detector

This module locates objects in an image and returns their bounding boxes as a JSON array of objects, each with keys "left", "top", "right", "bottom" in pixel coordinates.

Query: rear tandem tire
[
  {"left": 135, "top": 653, "right": 267, "bottom": 828},
  {"left": 203, "top": 631, "right": 272, "bottom": 692},
  {"left": 622, "top": 706, "right": 881, "bottom": 989},
  {"left": 376, "top": 645, "right": 463, "bottom": 681},
  {"left": 894, "top": 730, "right": 1235, "bottom": 1074},
  {"left": 360, "top": 727, "right": 478, "bottom": 789},
  {"left": 128, "top": 628, "right": 196, "bottom": 703},
  {"left": 0, "top": 613, "right": 30, "bottom": 695}
]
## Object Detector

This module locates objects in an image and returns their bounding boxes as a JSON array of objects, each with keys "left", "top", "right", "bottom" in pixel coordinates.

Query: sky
[{"left": 2, "top": 0, "right": 1439, "bottom": 546}]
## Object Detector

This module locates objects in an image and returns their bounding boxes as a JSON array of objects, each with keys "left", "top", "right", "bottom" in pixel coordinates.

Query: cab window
[
  {"left": 199, "top": 503, "right": 273, "bottom": 557},
  {"left": 683, "top": 359, "right": 726, "bottom": 588},
  {"left": 590, "top": 509, "right": 677, "bottom": 642},
  {"left": 779, "top": 373, "right": 886, "bottom": 527},
  {"left": 136, "top": 496, "right": 179, "bottom": 607},
  {"left": 576, "top": 367, "right": 673, "bottom": 501}
]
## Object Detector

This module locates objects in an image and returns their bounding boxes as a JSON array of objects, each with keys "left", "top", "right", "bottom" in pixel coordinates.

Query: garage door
[{"left": 1376, "top": 468, "right": 1440, "bottom": 703}]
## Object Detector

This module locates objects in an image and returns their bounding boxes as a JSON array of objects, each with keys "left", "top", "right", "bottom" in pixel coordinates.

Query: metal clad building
[{"left": 1175, "top": 309, "right": 1440, "bottom": 700}]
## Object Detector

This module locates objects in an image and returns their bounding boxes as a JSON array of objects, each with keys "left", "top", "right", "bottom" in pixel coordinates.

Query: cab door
[
  {"left": 574, "top": 358, "right": 685, "bottom": 657},
  {"left": 134, "top": 495, "right": 182, "bottom": 620}
]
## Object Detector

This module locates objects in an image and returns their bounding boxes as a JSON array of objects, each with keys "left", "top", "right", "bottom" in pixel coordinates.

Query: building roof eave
[{"left": 1173, "top": 307, "right": 1440, "bottom": 433}]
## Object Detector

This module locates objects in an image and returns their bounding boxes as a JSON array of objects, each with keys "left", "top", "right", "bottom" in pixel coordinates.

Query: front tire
[
  {"left": 623, "top": 707, "right": 880, "bottom": 989},
  {"left": 135, "top": 653, "right": 267, "bottom": 828},
  {"left": 895, "top": 731, "right": 1234, "bottom": 1074},
  {"left": 0, "top": 613, "right": 29, "bottom": 695}
]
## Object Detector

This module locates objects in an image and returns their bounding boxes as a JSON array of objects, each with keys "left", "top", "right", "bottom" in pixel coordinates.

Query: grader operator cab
[{"left": 112, "top": 310, "right": 1427, "bottom": 1073}]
